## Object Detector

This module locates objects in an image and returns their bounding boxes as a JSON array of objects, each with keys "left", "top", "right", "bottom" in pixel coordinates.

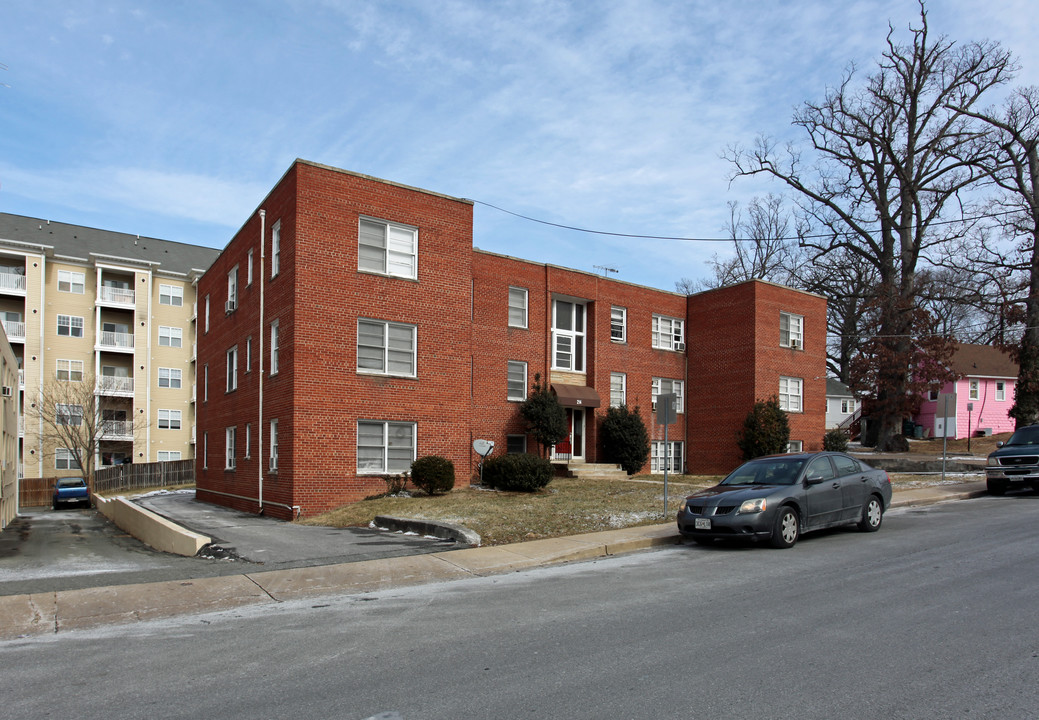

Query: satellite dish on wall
[{"left": 473, "top": 439, "right": 495, "bottom": 457}]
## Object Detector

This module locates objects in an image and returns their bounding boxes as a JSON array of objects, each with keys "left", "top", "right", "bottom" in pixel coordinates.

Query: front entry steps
[{"left": 565, "top": 463, "right": 629, "bottom": 480}]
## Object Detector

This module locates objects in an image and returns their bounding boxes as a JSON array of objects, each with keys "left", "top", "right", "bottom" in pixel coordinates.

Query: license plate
[{"left": 694, "top": 518, "right": 711, "bottom": 530}]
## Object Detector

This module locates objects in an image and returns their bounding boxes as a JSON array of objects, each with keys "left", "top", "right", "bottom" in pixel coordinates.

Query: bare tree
[{"left": 727, "top": 3, "right": 1014, "bottom": 450}]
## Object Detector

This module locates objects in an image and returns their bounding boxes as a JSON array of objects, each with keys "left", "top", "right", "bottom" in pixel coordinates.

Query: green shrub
[
  {"left": 482, "top": 453, "right": 553, "bottom": 492},
  {"left": 410, "top": 455, "right": 455, "bottom": 495},
  {"left": 737, "top": 396, "right": 791, "bottom": 461},
  {"left": 823, "top": 428, "right": 850, "bottom": 452},
  {"left": 600, "top": 405, "right": 649, "bottom": 475}
]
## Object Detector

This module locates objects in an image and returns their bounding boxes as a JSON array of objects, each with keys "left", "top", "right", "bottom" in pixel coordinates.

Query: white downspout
[{"left": 257, "top": 210, "right": 265, "bottom": 512}]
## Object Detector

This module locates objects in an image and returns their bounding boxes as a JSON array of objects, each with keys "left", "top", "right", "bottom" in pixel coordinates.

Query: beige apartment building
[{"left": 0, "top": 213, "right": 220, "bottom": 479}]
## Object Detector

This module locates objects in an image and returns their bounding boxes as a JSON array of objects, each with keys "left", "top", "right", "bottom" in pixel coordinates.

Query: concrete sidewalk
[{"left": 0, "top": 482, "right": 988, "bottom": 641}]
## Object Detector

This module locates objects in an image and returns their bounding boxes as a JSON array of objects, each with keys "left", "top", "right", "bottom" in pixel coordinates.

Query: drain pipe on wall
[{"left": 258, "top": 210, "right": 265, "bottom": 514}]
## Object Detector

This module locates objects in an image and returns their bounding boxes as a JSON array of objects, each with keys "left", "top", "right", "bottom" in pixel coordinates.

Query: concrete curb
[
  {"left": 373, "top": 515, "right": 481, "bottom": 546},
  {"left": 0, "top": 482, "right": 987, "bottom": 641},
  {"left": 94, "top": 493, "right": 212, "bottom": 557}
]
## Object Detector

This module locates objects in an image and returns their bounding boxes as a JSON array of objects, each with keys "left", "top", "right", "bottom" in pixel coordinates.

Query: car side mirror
[
  {"left": 996, "top": 441, "right": 1004, "bottom": 448},
  {"left": 805, "top": 475, "right": 825, "bottom": 486}
]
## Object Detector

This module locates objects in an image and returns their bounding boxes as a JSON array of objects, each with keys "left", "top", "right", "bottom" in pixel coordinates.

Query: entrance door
[{"left": 569, "top": 408, "right": 585, "bottom": 461}]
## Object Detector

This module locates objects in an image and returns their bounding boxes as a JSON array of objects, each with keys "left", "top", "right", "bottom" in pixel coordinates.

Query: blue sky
[{"left": 1, "top": 1, "right": 1036, "bottom": 290}]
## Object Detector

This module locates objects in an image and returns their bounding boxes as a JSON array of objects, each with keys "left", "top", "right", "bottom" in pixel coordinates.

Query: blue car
[
  {"left": 53, "top": 476, "right": 91, "bottom": 510},
  {"left": 677, "top": 452, "right": 892, "bottom": 548}
]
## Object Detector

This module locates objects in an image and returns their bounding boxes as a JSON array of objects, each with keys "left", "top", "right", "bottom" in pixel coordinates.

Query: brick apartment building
[{"left": 196, "top": 159, "right": 826, "bottom": 519}]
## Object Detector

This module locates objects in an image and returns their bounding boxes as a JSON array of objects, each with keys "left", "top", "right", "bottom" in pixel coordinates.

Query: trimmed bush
[
  {"left": 737, "top": 396, "right": 791, "bottom": 460},
  {"left": 600, "top": 404, "right": 649, "bottom": 475},
  {"left": 482, "top": 453, "right": 553, "bottom": 492},
  {"left": 823, "top": 428, "right": 850, "bottom": 452},
  {"left": 410, "top": 455, "right": 455, "bottom": 495}
]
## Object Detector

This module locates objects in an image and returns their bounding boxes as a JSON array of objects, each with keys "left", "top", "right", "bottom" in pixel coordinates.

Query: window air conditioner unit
[
  {"left": 225, "top": 300, "right": 236, "bottom": 313},
  {"left": 1, "top": 386, "right": 11, "bottom": 397},
  {"left": 675, "top": 341, "right": 686, "bottom": 352},
  {"left": 269, "top": 455, "right": 278, "bottom": 471},
  {"left": 790, "top": 339, "right": 799, "bottom": 349}
]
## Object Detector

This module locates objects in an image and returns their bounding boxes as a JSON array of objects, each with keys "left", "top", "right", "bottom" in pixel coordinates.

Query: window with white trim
[
  {"left": 508, "top": 287, "right": 528, "bottom": 328},
  {"left": 245, "top": 337, "right": 252, "bottom": 372},
  {"left": 56, "top": 448, "right": 81, "bottom": 470},
  {"left": 840, "top": 398, "right": 856, "bottom": 414},
  {"left": 996, "top": 381, "right": 1006, "bottom": 401},
  {"left": 158, "top": 409, "right": 182, "bottom": 430},
  {"left": 159, "top": 367, "right": 182, "bottom": 389},
  {"left": 247, "top": 249, "right": 254, "bottom": 286},
  {"left": 651, "top": 378, "right": 684, "bottom": 413},
  {"left": 651, "top": 441, "right": 683, "bottom": 473},
  {"left": 552, "top": 299, "right": 586, "bottom": 372},
  {"left": 57, "top": 315, "right": 84, "bottom": 338},
  {"left": 159, "top": 325, "right": 183, "bottom": 348},
  {"left": 204, "top": 295, "right": 210, "bottom": 333},
  {"left": 652, "top": 315, "right": 684, "bottom": 351},
  {"left": 507, "top": 435, "right": 527, "bottom": 454},
  {"left": 779, "top": 376, "right": 803, "bottom": 412},
  {"left": 358, "top": 319, "right": 416, "bottom": 376},
  {"left": 57, "top": 404, "right": 83, "bottom": 426},
  {"left": 928, "top": 389, "right": 940, "bottom": 402},
  {"left": 225, "top": 427, "right": 236, "bottom": 470},
  {"left": 245, "top": 423, "right": 252, "bottom": 458},
  {"left": 226, "top": 266, "right": 238, "bottom": 311},
  {"left": 203, "top": 364, "right": 209, "bottom": 402},
  {"left": 507, "top": 361, "right": 527, "bottom": 401},
  {"left": 56, "top": 359, "right": 84, "bottom": 382},
  {"left": 226, "top": 346, "right": 238, "bottom": 392},
  {"left": 611, "top": 306, "right": 627, "bottom": 343},
  {"left": 270, "top": 320, "right": 280, "bottom": 375},
  {"left": 610, "top": 372, "right": 627, "bottom": 407},
  {"left": 157, "top": 451, "right": 182, "bottom": 462},
  {"left": 780, "top": 312, "right": 803, "bottom": 349},
  {"left": 159, "top": 284, "right": 183, "bottom": 306},
  {"left": 58, "top": 270, "right": 85, "bottom": 294},
  {"left": 357, "top": 420, "right": 415, "bottom": 474},
  {"left": 968, "top": 380, "right": 980, "bottom": 400},
  {"left": 271, "top": 220, "right": 281, "bottom": 277},
  {"left": 787, "top": 440, "right": 804, "bottom": 453},
  {"left": 358, "top": 217, "right": 418, "bottom": 279},
  {"left": 269, "top": 419, "right": 279, "bottom": 471},
  {"left": 203, "top": 433, "right": 208, "bottom": 470}
]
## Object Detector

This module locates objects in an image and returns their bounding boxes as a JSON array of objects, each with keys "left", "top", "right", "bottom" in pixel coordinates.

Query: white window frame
[
  {"left": 56, "top": 359, "right": 84, "bottom": 382},
  {"left": 507, "top": 360, "right": 527, "bottom": 401},
  {"left": 787, "top": 440, "right": 804, "bottom": 453},
  {"left": 226, "top": 266, "right": 238, "bottom": 311},
  {"left": 245, "top": 336, "right": 252, "bottom": 373},
  {"left": 57, "top": 315, "right": 85, "bottom": 338},
  {"left": 204, "top": 295, "right": 210, "bottom": 333},
  {"left": 779, "top": 376, "right": 803, "bottom": 412},
  {"left": 652, "top": 315, "right": 684, "bottom": 351},
  {"left": 611, "top": 306, "right": 627, "bottom": 343},
  {"left": 203, "top": 433, "right": 208, "bottom": 470},
  {"left": 357, "top": 319, "right": 416, "bottom": 377},
  {"left": 57, "top": 403, "right": 83, "bottom": 426},
  {"left": 968, "top": 379, "right": 980, "bottom": 401},
  {"left": 203, "top": 364, "right": 209, "bottom": 402},
  {"left": 610, "top": 372, "right": 627, "bottom": 408},
  {"left": 157, "top": 451, "right": 182, "bottom": 462},
  {"left": 840, "top": 398, "right": 856, "bottom": 414},
  {"left": 271, "top": 220, "right": 281, "bottom": 278},
  {"left": 58, "top": 270, "right": 85, "bottom": 294},
  {"left": 651, "top": 441, "right": 684, "bottom": 473},
  {"left": 245, "top": 423, "right": 252, "bottom": 459},
  {"left": 651, "top": 378, "right": 685, "bottom": 413},
  {"left": 225, "top": 426, "right": 236, "bottom": 470},
  {"left": 356, "top": 420, "right": 416, "bottom": 474},
  {"left": 158, "top": 367, "right": 182, "bottom": 389},
  {"left": 56, "top": 448, "right": 81, "bottom": 470},
  {"left": 159, "top": 284, "right": 183, "bottom": 306},
  {"left": 358, "top": 217, "right": 418, "bottom": 279},
  {"left": 996, "top": 381, "right": 1006, "bottom": 401},
  {"left": 552, "top": 299, "right": 586, "bottom": 372},
  {"left": 780, "top": 312, "right": 804, "bottom": 349},
  {"left": 158, "top": 409, "right": 182, "bottom": 430},
  {"left": 226, "top": 346, "right": 238, "bottom": 392},
  {"left": 508, "top": 287, "right": 528, "bottom": 328},
  {"left": 159, "top": 325, "right": 183, "bottom": 348},
  {"left": 270, "top": 320, "right": 279, "bottom": 375},
  {"left": 247, "top": 249, "right": 254, "bottom": 286},
  {"left": 269, "top": 419, "right": 279, "bottom": 471}
]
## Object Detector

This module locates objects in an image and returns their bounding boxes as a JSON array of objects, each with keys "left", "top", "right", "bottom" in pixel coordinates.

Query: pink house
[{"left": 915, "top": 343, "right": 1017, "bottom": 439}]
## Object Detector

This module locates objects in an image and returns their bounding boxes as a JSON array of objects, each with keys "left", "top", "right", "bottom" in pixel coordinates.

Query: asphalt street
[{"left": 2, "top": 495, "right": 1037, "bottom": 720}]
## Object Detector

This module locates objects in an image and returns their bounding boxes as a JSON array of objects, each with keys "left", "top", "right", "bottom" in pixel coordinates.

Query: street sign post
[{"left": 656, "top": 393, "right": 677, "bottom": 518}]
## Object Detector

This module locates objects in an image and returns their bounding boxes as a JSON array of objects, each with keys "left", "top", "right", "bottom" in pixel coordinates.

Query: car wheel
[
  {"left": 987, "top": 479, "right": 1007, "bottom": 496},
  {"left": 770, "top": 507, "right": 799, "bottom": 549},
  {"left": 857, "top": 496, "right": 883, "bottom": 532}
]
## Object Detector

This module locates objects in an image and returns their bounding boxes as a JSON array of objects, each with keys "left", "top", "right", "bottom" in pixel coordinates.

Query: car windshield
[
  {"left": 1005, "top": 426, "right": 1039, "bottom": 446},
  {"left": 720, "top": 458, "right": 806, "bottom": 486},
  {"left": 57, "top": 477, "right": 86, "bottom": 488}
]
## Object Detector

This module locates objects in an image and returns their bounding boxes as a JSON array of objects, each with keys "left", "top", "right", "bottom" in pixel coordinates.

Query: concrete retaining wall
[{"left": 94, "top": 494, "right": 211, "bottom": 557}]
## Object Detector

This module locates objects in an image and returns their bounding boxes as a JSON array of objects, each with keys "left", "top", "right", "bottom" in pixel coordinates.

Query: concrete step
[{"left": 566, "top": 463, "right": 629, "bottom": 480}]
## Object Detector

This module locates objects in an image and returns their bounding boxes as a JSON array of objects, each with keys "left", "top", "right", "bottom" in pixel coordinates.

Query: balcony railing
[
  {"left": 98, "top": 331, "right": 134, "bottom": 350},
  {"left": 18, "top": 369, "right": 24, "bottom": 388},
  {"left": 98, "top": 286, "right": 135, "bottom": 305},
  {"left": 2, "top": 320, "right": 25, "bottom": 342},
  {"left": 102, "top": 420, "right": 133, "bottom": 439},
  {"left": 97, "top": 376, "right": 134, "bottom": 395},
  {"left": 0, "top": 272, "right": 27, "bottom": 292}
]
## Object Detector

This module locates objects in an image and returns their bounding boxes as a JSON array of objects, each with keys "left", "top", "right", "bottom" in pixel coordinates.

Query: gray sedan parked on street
[{"left": 677, "top": 452, "right": 892, "bottom": 548}]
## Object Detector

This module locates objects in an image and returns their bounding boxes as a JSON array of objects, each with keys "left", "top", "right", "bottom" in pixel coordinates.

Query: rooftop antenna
[{"left": 593, "top": 265, "right": 618, "bottom": 277}]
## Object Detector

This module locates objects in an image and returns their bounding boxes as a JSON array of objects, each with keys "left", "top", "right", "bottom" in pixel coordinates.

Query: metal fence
[{"left": 18, "top": 459, "right": 196, "bottom": 507}]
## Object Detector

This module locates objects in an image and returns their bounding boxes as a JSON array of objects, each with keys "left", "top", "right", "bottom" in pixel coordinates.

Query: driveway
[{"left": 0, "top": 492, "right": 455, "bottom": 597}]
